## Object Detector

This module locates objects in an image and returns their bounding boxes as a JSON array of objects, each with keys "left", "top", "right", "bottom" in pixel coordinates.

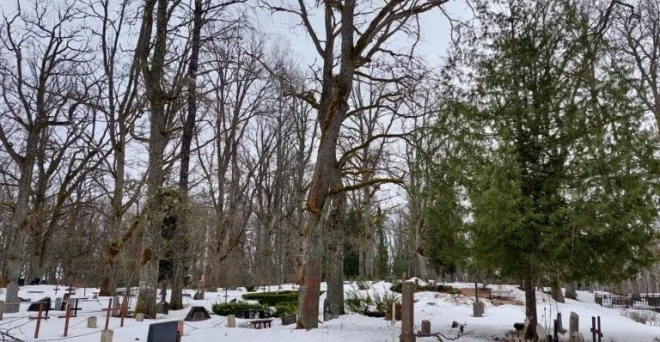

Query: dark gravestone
[
  {"left": 147, "top": 321, "right": 178, "bottom": 342},
  {"left": 184, "top": 306, "right": 211, "bottom": 321},
  {"left": 27, "top": 297, "right": 51, "bottom": 315},
  {"left": 30, "top": 278, "right": 41, "bottom": 285},
  {"left": 281, "top": 315, "right": 296, "bottom": 326},
  {"left": 193, "top": 292, "right": 203, "bottom": 300},
  {"left": 323, "top": 298, "right": 331, "bottom": 321}
]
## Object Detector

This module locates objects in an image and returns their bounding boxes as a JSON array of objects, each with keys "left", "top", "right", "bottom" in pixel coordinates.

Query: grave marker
[
  {"left": 590, "top": 316, "right": 603, "bottom": 342},
  {"left": 421, "top": 320, "right": 431, "bottom": 336},
  {"left": 184, "top": 306, "right": 210, "bottom": 321},
  {"left": 0, "top": 300, "right": 4, "bottom": 320},
  {"left": 227, "top": 314, "right": 236, "bottom": 327},
  {"left": 146, "top": 320, "right": 178, "bottom": 342},
  {"left": 136, "top": 313, "right": 145, "bottom": 322},
  {"left": 88, "top": 316, "right": 98, "bottom": 328},
  {"left": 55, "top": 297, "right": 62, "bottom": 311},
  {"left": 4, "top": 282, "right": 19, "bottom": 313},
  {"left": 400, "top": 281, "right": 415, "bottom": 342},
  {"left": 323, "top": 298, "right": 331, "bottom": 321},
  {"left": 101, "top": 329, "right": 114, "bottom": 342}
]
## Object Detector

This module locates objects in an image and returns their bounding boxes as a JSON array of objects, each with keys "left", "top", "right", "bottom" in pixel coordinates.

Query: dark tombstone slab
[
  {"left": 157, "top": 301, "right": 170, "bottom": 315},
  {"left": 27, "top": 297, "right": 51, "bottom": 315},
  {"left": 29, "top": 278, "right": 40, "bottom": 285},
  {"left": 193, "top": 292, "right": 203, "bottom": 300},
  {"left": 281, "top": 315, "right": 296, "bottom": 326},
  {"left": 146, "top": 320, "right": 178, "bottom": 342},
  {"left": 323, "top": 298, "right": 331, "bottom": 321},
  {"left": 17, "top": 279, "right": 25, "bottom": 286},
  {"left": 184, "top": 306, "right": 211, "bottom": 321},
  {"left": 62, "top": 293, "right": 71, "bottom": 310}
]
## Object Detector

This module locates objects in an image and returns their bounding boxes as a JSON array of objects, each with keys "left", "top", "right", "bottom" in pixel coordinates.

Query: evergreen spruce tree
[{"left": 429, "top": 0, "right": 660, "bottom": 331}]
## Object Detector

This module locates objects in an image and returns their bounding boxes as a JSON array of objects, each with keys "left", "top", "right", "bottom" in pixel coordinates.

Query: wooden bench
[{"left": 249, "top": 319, "right": 273, "bottom": 329}]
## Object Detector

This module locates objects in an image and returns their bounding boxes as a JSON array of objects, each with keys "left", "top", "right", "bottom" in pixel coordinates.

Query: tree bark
[
  {"left": 135, "top": 0, "right": 172, "bottom": 318},
  {"left": 550, "top": 278, "right": 565, "bottom": 303},
  {"left": 523, "top": 269, "right": 538, "bottom": 341},
  {"left": 326, "top": 180, "right": 347, "bottom": 318}
]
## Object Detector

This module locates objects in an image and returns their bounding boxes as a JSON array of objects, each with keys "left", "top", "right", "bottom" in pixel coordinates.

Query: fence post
[
  {"left": 64, "top": 299, "right": 71, "bottom": 337},
  {"left": 34, "top": 303, "right": 43, "bottom": 339},
  {"left": 105, "top": 298, "right": 113, "bottom": 330}
]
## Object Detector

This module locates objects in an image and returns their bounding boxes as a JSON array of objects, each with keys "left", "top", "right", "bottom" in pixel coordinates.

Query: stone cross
[
  {"left": 0, "top": 300, "right": 4, "bottom": 320},
  {"left": 4, "top": 282, "right": 19, "bottom": 313},
  {"left": 590, "top": 316, "right": 603, "bottom": 342},
  {"left": 87, "top": 316, "right": 97, "bottom": 328},
  {"left": 400, "top": 281, "right": 416, "bottom": 342}
]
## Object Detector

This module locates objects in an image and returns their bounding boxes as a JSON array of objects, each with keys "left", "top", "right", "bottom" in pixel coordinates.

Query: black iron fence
[{"left": 594, "top": 293, "right": 660, "bottom": 309}]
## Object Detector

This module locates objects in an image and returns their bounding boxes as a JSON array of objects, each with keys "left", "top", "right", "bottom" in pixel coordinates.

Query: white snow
[{"left": 0, "top": 282, "right": 659, "bottom": 341}]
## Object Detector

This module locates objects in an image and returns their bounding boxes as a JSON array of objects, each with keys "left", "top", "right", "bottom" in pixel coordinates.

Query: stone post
[
  {"left": 400, "top": 281, "right": 416, "bottom": 342},
  {"left": 569, "top": 312, "right": 579, "bottom": 342},
  {"left": 135, "top": 313, "right": 145, "bottom": 322},
  {"left": 227, "top": 314, "right": 236, "bottom": 328},
  {"left": 4, "top": 282, "right": 19, "bottom": 313},
  {"left": 55, "top": 297, "right": 62, "bottom": 311},
  {"left": 88, "top": 316, "right": 98, "bottom": 328},
  {"left": 473, "top": 301, "right": 484, "bottom": 317},
  {"left": 421, "top": 320, "right": 431, "bottom": 336},
  {"left": 0, "top": 300, "right": 4, "bottom": 320},
  {"left": 100, "top": 329, "right": 114, "bottom": 342}
]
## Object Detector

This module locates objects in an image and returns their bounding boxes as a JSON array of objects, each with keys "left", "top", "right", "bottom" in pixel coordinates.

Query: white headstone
[
  {"left": 0, "top": 300, "right": 4, "bottom": 320},
  {"left": 4, "top": 283, "right": 19, "bottom": 313},
  {"left": 227, "top": 314, "right": 236, "bottom": 328},
  {"left": 55, "top": 297, "right": 62, "bottom": 311},
  {"left": 135, "top": 313, "right": 145, "bottom": 322},
  {"left": 100, "top": 329, "right": 114, "bottom": 342},
  {"left": 112, "top": 296, "right": 120, "bottom": 316},
  {"left": 88, "top": 316, "right": 98, "bottom": 328},
  {"left": 569, "top": 312, "right": 579, "bottom": 342},
  {"left": 536, "top": 324, "right": 547, "bottom": 342}
]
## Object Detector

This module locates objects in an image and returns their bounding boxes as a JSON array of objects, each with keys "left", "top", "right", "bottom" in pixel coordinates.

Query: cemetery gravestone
[
  {"left": 136, "top": 313, "right": 145, "bottom": 322},
  {"left": 184, "top": 306, "right": 211, "bottom": 321},
  {"left": 472, "top": 301, "right": 484, "bottom": 317},
  {"left": 27, "top": 297, "right": 51, "bottom": 315},
  {"left": 55, "top": 297, "right": 62, "bottom": 311},
  {"left": 536, "top": 324, "right": 547, "bottom": 342},
  {"left": 281, "top": 315, "right": 296, "bottom": 326},
  {"left": 147, "top": 321, "right": 178, "bottom": 342},
  {"left": 4, "top": 282, "right": 19, "bottom": 313},
  {"left": 323, "top": 298, "right": 331, "bottom": 321},
  {"left": 101, "top": 329, "right": 114, "bottom": 342},
  {"left": 112, "top": 296, "right": 120, "bottom": 317},
  {"left": 421, "top": 320, "right": 431, "bottom": 336},
  {"left": 193, "top": 291, "right": 203, "bottom": 300},
  {"left": 569, "top": 312, "right": 583, "bottom": 342},
  {"left": 0, "top": 300, "right": 4, "bottom": 320},
  {"left": 227, "top": 314, "right": 236, "bottom": 328},
  {"left": 400, "top": 281, "right": 416, "bottom": 342},
  {"left": 87, "top": 316, "right": 97, "bottom": 328}
]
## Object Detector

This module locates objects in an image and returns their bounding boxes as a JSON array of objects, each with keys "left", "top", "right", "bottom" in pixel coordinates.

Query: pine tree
[{"left": 433, "top": 0, "right": 660, "bottom": 331}]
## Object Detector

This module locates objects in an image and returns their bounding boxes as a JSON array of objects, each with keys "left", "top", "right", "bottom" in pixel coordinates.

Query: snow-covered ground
[{"left": 1, "top": 282, "right": 659, "bottom": 341}]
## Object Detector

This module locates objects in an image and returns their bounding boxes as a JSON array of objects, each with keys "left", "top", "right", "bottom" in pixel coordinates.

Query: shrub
[
  {"left": 212, "top": 302, "right": 268, "bottom": 316},
  {"left": 345, "top": 289, "right": 371, "bottom": 314},
  {"left": 356, "top": 278, "right": 370, "bottom": 290},
  {"left": 273, "top": 302, "right": 298, "bottom": 317},
  {"left": 390, "top": 281, "right": 460, "bottom": 295},
  {"left": 243, "top": 291, "right": 299, "bottom": 306}
]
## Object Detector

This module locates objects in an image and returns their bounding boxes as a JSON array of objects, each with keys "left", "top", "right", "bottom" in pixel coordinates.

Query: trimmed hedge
[
  {"left": 390, "top": 281, "right": 462, "bottom": 295},
  {"left": 211, "top": 302, "right": 268, "bottom": 316},
  {"left": 242, "top": 291, "right": 299, "bottom": 306},
  {"left": 272, "top": 302, "right": 298, "bottom": 317}
]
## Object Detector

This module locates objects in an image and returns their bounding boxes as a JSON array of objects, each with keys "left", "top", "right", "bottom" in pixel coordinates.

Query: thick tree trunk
[
  {"left": 565, "top": 281, "right": 577, "bottom": 300},
  {"left": 523, "top": 270, "right": 538, "bottom": 341},
  {"left": 415, "top": 226, "right": 428, "bottom": 281},
  {"left": 550, "top": 279, "right": 564, "bottom": 303},
  {"left": 326, "top": 185, "right": 346, "bottom": 318}
]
